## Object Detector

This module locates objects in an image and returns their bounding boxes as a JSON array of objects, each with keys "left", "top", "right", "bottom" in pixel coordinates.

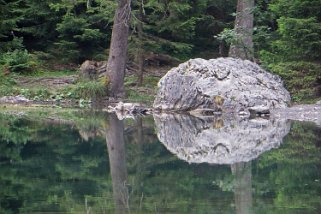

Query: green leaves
[
  {"left": 259, "top": 0, "right": 321, "bottom": 61},
  {"left": 0, "top": 0, "right": 23, "bottom": 47},
  {"left": 256, "top": 0, "right": 321, "bottom": 102},
  {"left": 277, "top": 17, "right": 321, "bottom": 59},
  {"left": 0, "top": 49, "right": 34, "bottom": 73},
  {"left": 50, "top": 0, "right": 115, "bottom": 62},
  {"left": 270, "top": 0, "right": 321, "bottom": 18}
]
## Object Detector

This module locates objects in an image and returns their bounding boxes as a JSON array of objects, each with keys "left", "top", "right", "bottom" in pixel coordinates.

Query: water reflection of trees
[
  {"left": 0, "top": 111, "right": 321, "bottom": 213},
  {"left": 232, "top": 162, "right": 252, "bottom": 214},
  {"left": 106, "top": 114, "right": 129, "bottom": 213}
]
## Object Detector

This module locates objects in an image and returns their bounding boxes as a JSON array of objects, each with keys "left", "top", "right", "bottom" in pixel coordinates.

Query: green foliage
[
  {"left": 0, "top": 37, "right": 25, "bottom": 53},
  {"left": 48, "top": 0, "right": 115, "bottom": 62},
  {"left": 216, "top": 28, "right": 239, "bottom": 46},
  {"left": 63, "top": 80, "right": 107, "bottom": 99},
  {"left": 257, "top": 0, "right": 321, "bottom": 61},
  {"left": 0, "top": 86, "right": 52, "bottom": 100},
  {"left": 21, "top": 88, "right": 52, "bottom": 100},
  {"left": 0, "top": 71, "right": 16, "bottom": 87},
  {"left": 0, "top": 0, "right": 23, "bottom": 51},
  {"left": 52, "top": 40, "right": 80, "bottom": 63},
  {"left": 0, "top": 71, "right": 17, "bottom": 97},
  {"left": 0, "top": 0, "right": 320, "bottom": 103},
  {"left": 124, "top": 75, "right": 159, "bottom": 103},
  {"left": 129, "top": 0, "right": 236, "bottom": 60},
  {"left": 255, "top": 122, "right": 321, "bottom": 210},
  {"left": 269, "top": 0, "right": 321, "bottom": 18},
  {"left": 126, "top": 89, "right": 155, "bottom": 103},
  {"left": 255, "top": 0, "right": 321, "bottom": 102},
  {"left": 1, "top": 0, "right": 237, "bottom": 63},
  {"left": 1, "top": 0, "right": 116, "bottom": 63},
  {"left": 0, "top": 49, "right": 37, "bottom": 73},
  {"left": 261, "top": 17, "right": 321, "bottom": 62},
  {"left": 265, "top": 61, "right": 321, "bottom": 102},
  {"left": 277, "top": 17, "right": 321, "bottom": 59},
  {"left": 17, "top": 0, "right": 61, "bottom": 49}
]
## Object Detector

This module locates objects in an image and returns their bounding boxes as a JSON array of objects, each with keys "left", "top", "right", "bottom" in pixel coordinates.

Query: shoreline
[{"left": 1, "top": 98, "right": 320, "bottom": 126}]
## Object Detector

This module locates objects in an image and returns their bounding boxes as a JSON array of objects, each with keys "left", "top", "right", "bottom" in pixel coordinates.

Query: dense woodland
[{"left": 0, "top": 0, "right": 321, "bottom": 102}]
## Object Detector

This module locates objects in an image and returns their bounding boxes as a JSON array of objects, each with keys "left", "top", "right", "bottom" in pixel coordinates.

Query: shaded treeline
[{"left": 0, "top": 0, "right": 321, "bottom": 101}]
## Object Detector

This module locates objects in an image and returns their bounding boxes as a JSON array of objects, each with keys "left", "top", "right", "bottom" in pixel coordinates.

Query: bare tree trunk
[
  {"left": 136, "top": 0, "right": 144, "bottom": 86},
  {"left": 219, "top": 40, "right": 226, "bottom": 57},
  {"left": 136, "top": 117, "right": 144, "bottom": 145},
  {"left": 134, "top": 117, "right": 144, "bottom": 210},
  {"left": 86, "top": 0, "right": 93, "bottom": 8},
  {"left": 106, "top": 114, "right": 129, "bottom": 213},
  {"left": 107, "top": 0, "right": 131, "bottom": 98},
  {"left": 231, "top": 162, "right": 253, "bottom": 214},
  {"left": 229, "top": 0, "right": 254, "bottom": 60}
]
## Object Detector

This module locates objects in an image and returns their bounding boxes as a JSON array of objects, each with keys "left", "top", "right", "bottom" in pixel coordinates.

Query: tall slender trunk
[
  {"left": 134, "top": 117, "right": 144, "bottom": 210},
  {"left": 136, "top": 0, "right": 144, "bottom": 86},
  {"left": 231, "top": 162, "right": 253, "bottom": 214},
  {"left": 135, "top": 117, "right": 144, "bottom": 144},
  {"left": 106, "top": 114, "right": 129, "bottom": 213},
  {"left": 107, "top": 0, "right": 131, "bottom": 98},
  {"left": 229, "top": 0, "right": 254, "bottom": 60}
]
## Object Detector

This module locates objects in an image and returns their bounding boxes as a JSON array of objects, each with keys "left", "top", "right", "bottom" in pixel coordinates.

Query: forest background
[{"left": 0, "top": 0, "right": 320, "bottom": 103}]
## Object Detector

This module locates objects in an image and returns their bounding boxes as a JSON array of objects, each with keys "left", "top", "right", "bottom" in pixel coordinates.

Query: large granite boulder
[
  {"left": 154, "top": 114, "right": 290, "bottom": 164},
  {"left": 153, "top": 58, "right": 291, "bottom": 114}
]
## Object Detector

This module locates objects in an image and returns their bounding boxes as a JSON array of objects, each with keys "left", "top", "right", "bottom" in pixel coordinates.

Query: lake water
[{"left": 0, "top": 109, "right": 321, "bottom": 214}]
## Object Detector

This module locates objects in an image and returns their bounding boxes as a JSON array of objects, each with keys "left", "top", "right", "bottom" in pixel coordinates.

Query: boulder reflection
[
  {"left": 154, "top": 113, "right": 290, "bottom": 164},
  {"left": 154, "top": 113, "right": 291, "bottom": 214}
]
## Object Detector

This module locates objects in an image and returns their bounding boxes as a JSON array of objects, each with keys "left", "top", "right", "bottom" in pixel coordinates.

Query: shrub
[
  {"left": 268, "top": 61, "right": 321, "bottom": 102},
  {"left": 0, "top": 71, "right": 17, "bottom": 96},
  {"left": 0, "top": 71, "right": 16, "bottom": 86},
  {"left": 64, "top": 80, "right": 107, "bottom": 99},
  {"left": 0, "top": 49, "right": 37, "bottom": 73}
]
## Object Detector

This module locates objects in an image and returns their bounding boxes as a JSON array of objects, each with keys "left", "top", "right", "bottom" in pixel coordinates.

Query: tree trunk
[
  {"left": 136, "top": 0, "right": 144, "bottom": 86},
  {"left": 231, "top": 162, "right": 253, "bottom": 214},
  {"left": 229, "top": 0, "right": 254, "bottom": 60},
  {"left": 106, "top": 114, "right": 129, "bottom": 213},
  {"left": 107, "top": 0, "right": 131, "bottom": 98},
  {"left": 134, "top": 117, "right": 144, "bottom": 210}
]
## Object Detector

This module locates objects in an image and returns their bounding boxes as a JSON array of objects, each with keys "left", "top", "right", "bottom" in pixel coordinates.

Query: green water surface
[{"left": 0, "top": 109, "right": 320, "bottom": 214}]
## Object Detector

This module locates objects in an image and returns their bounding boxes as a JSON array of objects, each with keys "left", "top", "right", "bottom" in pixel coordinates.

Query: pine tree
[
  {"left": 265, "top": 0, "right": 321, "bottom": 61},
  {"left": 258, "top": 0, "right": 321, "bottom": 101},
  {"left": 50, "top": 0, "right": 116, "bottom": 62},
  {"left": 18, "top": 0, "right": 60, "bottom": 50},
  {"left": 0, "top": 0, "right": 24, "bottom": 52}
]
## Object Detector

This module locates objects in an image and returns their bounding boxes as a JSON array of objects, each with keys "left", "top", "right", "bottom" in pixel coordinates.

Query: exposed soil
[{"left": 15, "top": 75, "right": 78, "bottom": 90}]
